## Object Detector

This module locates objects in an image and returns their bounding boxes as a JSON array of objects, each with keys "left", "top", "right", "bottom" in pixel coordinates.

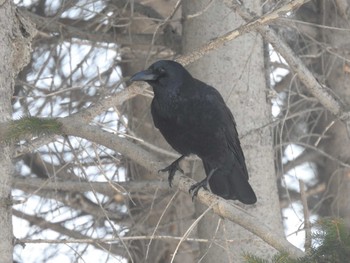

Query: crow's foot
[
  {"left": 189, "top": 179, "right": 209, "bottom": 201},
  {"left": 159, "top": 155, "right": 185, "bottom": 187},
  {"left": 189, "top": 168, "right": 218, "bottom": 201}
]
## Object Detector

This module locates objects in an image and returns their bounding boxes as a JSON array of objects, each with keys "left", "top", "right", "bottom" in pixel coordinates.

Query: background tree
[
  {"left": 0, "top": 2, "right": 35, "bottom": 262},
  {"left": 273, "top": 0, "right": 350, "bottom": 234},
  {"left": 2, "top": 0, "right": 349, "bottom": 262},
  {"left": 181, "top": 1, "right": 282, "bottom": 261}
]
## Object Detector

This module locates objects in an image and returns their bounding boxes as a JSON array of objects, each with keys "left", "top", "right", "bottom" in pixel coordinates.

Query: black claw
[
  {"left": 189, "top": 180, "right": 209, "bottom": 201},
  {"left": 191, "top": 188, "right": 199, "bottom": 202},
  {"left": 158, "top": 156, "right": 185, "bottom": 187},
  {"left": 188, "top": 168, "right": 218, "bottom": 201}
]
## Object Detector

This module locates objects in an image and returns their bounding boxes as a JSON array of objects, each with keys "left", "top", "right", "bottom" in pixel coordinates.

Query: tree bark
[
  {"left": 0, "top": 3, "right": 35, "bottom": 262},
  {"left": 182, "top": 1, "right": 283, "bottom": 261},
  {"left": 0, "top": 3, "right": 17, "bottom": 261}
]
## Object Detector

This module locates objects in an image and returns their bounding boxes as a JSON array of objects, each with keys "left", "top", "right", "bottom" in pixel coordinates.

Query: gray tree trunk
[
  {"left": 182, "top": 1, "right": 283, "bottom": 261},
  {"left": 0, "top": 3, "right": 34, "bottom": 262},
  {"left": 0, "top": 3, "right": 16, "bottom": 262}
]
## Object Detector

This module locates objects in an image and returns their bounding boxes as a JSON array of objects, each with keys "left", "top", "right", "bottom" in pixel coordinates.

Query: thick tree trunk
[
  {"left": 0, "top": 3, "right": 34, "bottom": 262},
  {"left": 182, "top": 1, "right": 283, "bottom": 261},
  {"left": 0, "top": 3, "right": 17, "bottom": 262}
]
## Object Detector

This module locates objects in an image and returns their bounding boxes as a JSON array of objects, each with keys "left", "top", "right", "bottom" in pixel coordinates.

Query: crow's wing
[{"left": 201, "top": 84, "right": 249, "bottom": 179}]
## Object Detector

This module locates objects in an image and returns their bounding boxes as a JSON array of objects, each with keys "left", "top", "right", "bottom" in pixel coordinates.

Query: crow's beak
[{"left": 130, "top": 69, "right": 158, "bottom": 82}]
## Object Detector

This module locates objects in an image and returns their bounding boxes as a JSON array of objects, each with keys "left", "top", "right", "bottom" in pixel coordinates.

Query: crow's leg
[
  {"left": 159, "top": 155, "right": 186, "bottom": 187},
  {"left": 189, "top": 168, "right": 218, "bottom": 201}
]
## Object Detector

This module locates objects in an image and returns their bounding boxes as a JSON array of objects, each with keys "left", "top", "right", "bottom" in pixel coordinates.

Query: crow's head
[{"left": 130, "top": 60, "right": 192, "bottom": 89}]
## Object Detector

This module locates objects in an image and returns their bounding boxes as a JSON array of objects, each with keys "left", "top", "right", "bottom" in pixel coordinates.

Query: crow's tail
[{"left": 203, "top": 158, "right": 257, "bottom": 204}]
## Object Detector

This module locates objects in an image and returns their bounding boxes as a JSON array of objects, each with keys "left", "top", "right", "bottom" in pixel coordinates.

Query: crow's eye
[{"left": 158, "top": 67, "right": 166, "bottom": 74}]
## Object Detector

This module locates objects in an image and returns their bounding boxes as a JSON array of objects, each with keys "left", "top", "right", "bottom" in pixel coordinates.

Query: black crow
[{"left": 130, "top": 60, "right": 257, "bottom": 204}]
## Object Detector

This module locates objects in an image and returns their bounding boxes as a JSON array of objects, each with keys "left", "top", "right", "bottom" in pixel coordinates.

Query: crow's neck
[
  {"left": 151, "top": 77, "right": 196, "bottom": 112},
  {"left": 152, "top": 84, "right": 181, "bottom": 112}
]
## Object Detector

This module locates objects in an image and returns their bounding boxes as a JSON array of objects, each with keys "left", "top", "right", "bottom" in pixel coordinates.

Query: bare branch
[
  {"left": 23, "top": 9, "right": 166, "bottom": 46},
  {"left": 55, "top": 115, "right": 304, "bottom": 258},
  {"left": 13, "top": 209, "right": 125, "bottom": 255},
  {"left": 177, "top": 0, "right": 307, "bottom": 66},
  {"left": 18, "top": 175, "right": 304, "bottom": 257},
  {"left": 173, "top": 174, "right": 305, "bottom": 258},
  {"left": 59, "top": 116, "right": 160, "bottom": 172},
  {"left": 13, "top": 176, "right": 167, "bottom": 196},
  {"left": 17, "top": 235, "right": 260, "bottom": 244},
  {"left": 223, "top": 0, "right": 349, "bottom": 122}
]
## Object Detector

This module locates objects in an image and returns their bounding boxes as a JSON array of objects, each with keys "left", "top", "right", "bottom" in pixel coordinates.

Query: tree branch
[
  {"left": 13, "top": 209, "right": 125, "bottom": 255},
  {"left": 173, "top": 174, "right": 305, "bottom": 258},
  {"left": 0, "top": 99, "right": 305, "bottom": 257},
  {"left": 58, "top": 116, "right": 160, "bottom": 172},
  {"left": 55, "top": 115, "right": 305, "bottom": 258},
  {"left": 12, "top": 176, "right": 167, "bottom": 196},
  {"left": 223, "top": 0, "right": 349, "bottom": 122},
  {"left": 17, "top": 185, "right": 125, "bottom": 221},
  {"left": 177, "top": 0, "right": 308, "bottom": 65},
  {"left": 63, "top": 0, "right": 315, "bottom": 123},
  {"left": 23, "top": 9, "right": 166, "bottom": 46}
]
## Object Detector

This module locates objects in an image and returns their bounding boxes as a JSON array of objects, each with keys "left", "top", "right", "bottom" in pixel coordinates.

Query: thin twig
[
  {"left": 170, "top": 202, "right": 217, "bottom": 263},
  {"left": 146, "top": 190, "right": 179, "bottom": 261},
  {"left": 299, "top": 180, "right": 312, "bottom": 252}
]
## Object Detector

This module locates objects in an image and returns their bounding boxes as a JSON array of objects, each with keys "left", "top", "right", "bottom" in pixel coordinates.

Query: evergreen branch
[
  {"left": 245, "top": 218, "right": 350, "bottom": 263},
  {"left": 2, "top": 117, "right": 62, "bottom": 143}
]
